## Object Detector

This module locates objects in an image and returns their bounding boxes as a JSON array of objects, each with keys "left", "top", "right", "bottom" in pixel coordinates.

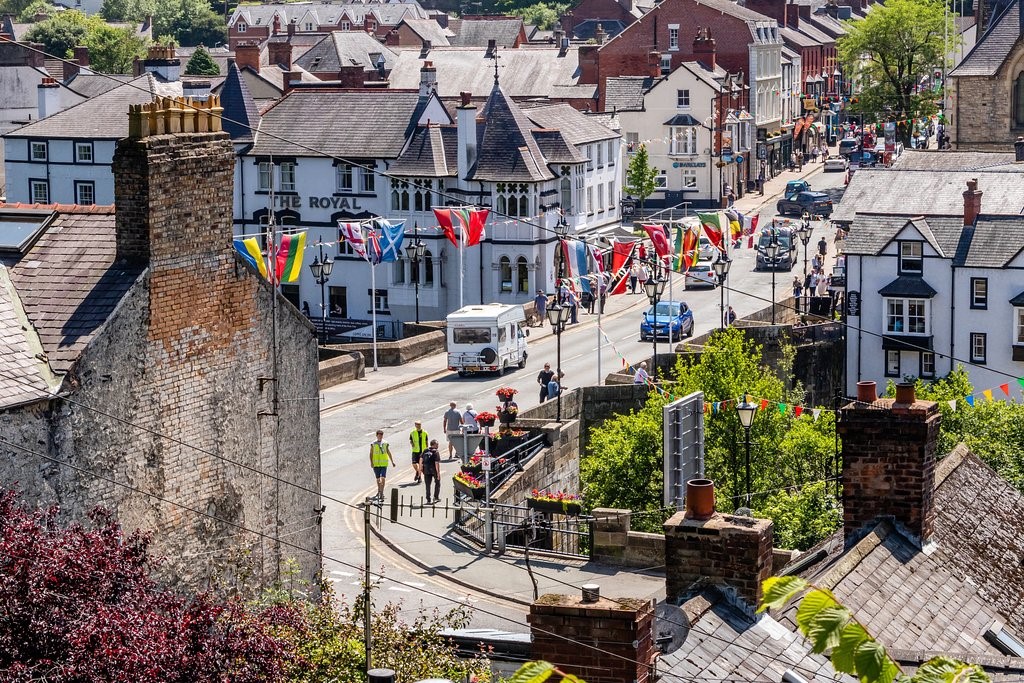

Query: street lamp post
[
  {"left": 765, "top": 236, "right": 780, "bottom": 324},
  {"left": 735, "top": 399, "right": 757, "bottom": 504},
  {"left": 308, "top": 241, "right": 334, "bottom": 345},
  {"left": 644, "top": 275, "right": 667, "bottom": 375},
  {"left": 404, "top": 233, "right": 426, "bottom": 324},
  {"left": 546, "top": 302, "right": 571, "bottom": 423},
  {"left": 797, "top": 215, "right": 812, "bottom": 313},
  {"left": 713, "top": 256, "right": 731, "bottom": 331}
]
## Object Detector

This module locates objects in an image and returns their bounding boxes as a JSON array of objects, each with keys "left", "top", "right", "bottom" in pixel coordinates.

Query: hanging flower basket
[
  {"left": 496, "top": 386, "right": 518, "bottom": 401},
  {"left": 453, "top": 476, "right": 485, "bottom": 500},
  {"left": 475, "top": 411, "right": 497, "bottom": 428},
  {"left": 526, "top": 489, "right": 583, "bottom": 516}
]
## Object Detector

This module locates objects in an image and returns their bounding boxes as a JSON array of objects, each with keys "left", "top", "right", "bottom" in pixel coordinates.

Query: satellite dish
[{"left": 653, "top": 601, "right": 690, "bottom": 655}]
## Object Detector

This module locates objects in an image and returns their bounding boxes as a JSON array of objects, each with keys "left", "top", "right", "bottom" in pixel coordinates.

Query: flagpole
[{"left": 365, "top": 219, "right": 379, "bottom": 372}]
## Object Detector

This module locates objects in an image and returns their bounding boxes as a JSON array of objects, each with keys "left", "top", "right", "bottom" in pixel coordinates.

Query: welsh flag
[
  {"left": 434, "top": 207, "right": 488, "bottom": 246},
  {"left": 697, "top": 211, "right": 726, "bottom": 250}
]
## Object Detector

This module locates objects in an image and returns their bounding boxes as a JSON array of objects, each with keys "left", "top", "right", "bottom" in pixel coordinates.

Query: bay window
[
  {"left": 669, "top": 126, "right": 697, "bottom": 155},
  {"left": 885, "top": 298, "right": 928, "bottom": 335}
]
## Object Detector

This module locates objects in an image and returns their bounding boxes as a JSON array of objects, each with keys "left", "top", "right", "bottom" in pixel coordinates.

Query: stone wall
[
  {"left": 952, "top": 74, "right": 1014, "bottom": 150},
  {"left": 518, "top": 384, "right": 651, "bottom": 456},
  {"left": 332, "top": 329, "right": 445, "bottom": 367},
  {"left": 492, "top": 420, "right": 581, "bottom": 502},
  {"left": 318, "top": 351, "right": 365, "bottom": 388},
  {"left": 591, "top": 508, "right": 665, "bottom": 569}
]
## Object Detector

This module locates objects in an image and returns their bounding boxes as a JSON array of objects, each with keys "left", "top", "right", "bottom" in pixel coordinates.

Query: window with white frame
[
  {"left": 30, "top": 141, "right": 47, "bottom": 161},
  {"left": 661, "top": 54, "right": 671, "bottom": 74},
  {"left": 1017, "top": 308, "right": 1024, "bottom": 345},
  {"left": 370, "top": 288, "right": 389, "bottom": 314},
  {"left": 391, "top": 178, "right": 409, "bottom": 211},
  {"left": 337, "top": 164, "right": 353, "bottom": 191},
  {"left": 29, "top": 180, "right": 48, "bottom": 203},
  {"left": 681, "top": 169, "right": 698, "bottom": 189},
  {"left": 340, "top": 20, "right": 350, "bottom": 29},
  {"left": 670, "top": 126, "right": 697, "bottom": 155},
  {"left": 586, "top": 186, "right": 593, "bottom": 214},
  {"left": 304, "top": 21, "right": 314, "bottom": 30},
  {"left": 500, "top": 256, "right": 512, "bottom": 292},
  {"left": 625, "top": 131, "right": 639, "bottom": 154},
  {"left": 516, "top": 256, "right": 529, "bottom": 293},
  {"left": 367, "top": 20, "right": 376, "bottom": 30},
  {"left": 496, "top": 182, "right": 529, "bottom": 217},
  {"left": 237, "top": 22, "right": 247, "bottom": 32},
  {"left": 668, "top": 25, "right": 679, "bottom": 50},
  {"left": 560, "top": 176, "right": 572, "bottom": 213},
  {"left": 676, "top": 89, "right": 690, "bottom": 108},
  {"left": 279, "top": 162, "right": 296, "bottom": 192},
  {"left": 597, "top": 143, "right": 604, "bottom": 167},
  {"left": 607, "top": 140, "right": 615, "bottom": 165},
  {"left": 971, "top": 332, "right": 987, "bottom": 363},
  {"left": 258, "top": 161, "right": 272, "bottom": 190},
  {"left": 74, "top": 181, "right": 94, "bottom": 205},
  {"left": 597, "top": 183, "right": 604, "bottom": 211},
  {"left": 654, "top": 170, "right": 667, "bottom": 189},
  {"left": 393, "top": 257, "right": 405, "bottom": 284},
  {"left": 970, "top": 277, "right": 987, "bottom": 309},
  {"left": 899, "top": 241, "right": 923, "bottom": 274},
  {"left": 360, "top": 167, "right": 375, "bottom": 192},
  {"left": 885, "top": 298, "right": 928, "bottom": 335},
  {"left": 606, "top": 180, "right": 615, "bottom": 211},
  {"left": 885, "top": 350, "right": 900, "bottom": 377},
  {"left": 921, "top": 351, "right": 935, "bottom": 378},
  {"left": 75, "top": 142, "right": 93, "bottom": 163},
  {"left": 586, "top": 146, "right": 594, "bottom": 171}
]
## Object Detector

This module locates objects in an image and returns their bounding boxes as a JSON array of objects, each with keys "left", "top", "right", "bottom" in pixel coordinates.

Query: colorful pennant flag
[
  {"left": 965, "top": 396, "right": 975, "bottom": 407},
  {"left": 697, "top": 211, "right": 726, "bottom": 250},
  {"left": 642, "top": 224, "right": 672, "bottom": 258},
  {"left": 983, "top": 389, "right": 993, "bottom": 402},
  {"left": 375, "top": 219, "right": 406, "bottom": 262},
  {"left": 434, "top": 207, "right": 488, "bottom": 246},
  {"left": 812, "top": 408, "right": 821, "bottom": 421},
  {"left": 1000, "top": 383, "right": 1010, "bottom": 397},
  {"left": 947, "top": 400, "right": 957, "bottom": 411},
  {"left": 794, "top": 406, "right": 803, "bottom": 418},
  {"left": 233, "top": 237, "right": 268, "bottom": 278},
  {"left": 760, "top": 399, "right": 769, "bottom": 411},
  {"left": 677, "top": 225, "right": 700, "bottom": 271},
  {"left": 275, "top": 231, "right": 307, "bottom": 283},
  {"left": 339, "top": 221, "right": 368, "bottom": 260}
]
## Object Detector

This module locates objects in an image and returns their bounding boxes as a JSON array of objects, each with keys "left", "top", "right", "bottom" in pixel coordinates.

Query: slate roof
[
  {"left": 833, "top": 170, "right": 1024, "bottom": 222},
  {"left": 660, "top": 589, "right": 854, "bottom": 682},
  {"left": 448, "top": 18, "right": 523, "bottom": 47},
  {"left": 388, "top": 47, "right": 583, "bottom": 99},
  {"left": 570, "top": 19, "right": 627, "bottom": 41},
  {"left": 780, "top": 26, "right": 817, "bottom": 48},
  {"left": 219, "top": 61, "right": 260, "bottom": 143},
  {"left": 64, "top": 73, "right": 135, "bottom": 98},
  {"left": 951, "top": 0, "right": 1019, "bottom": 76},
  {"left": 891, "top": 149, "right": 1020, "bottom": 171},
  {"left": 398, "top": 17, "right": 453, "bottom": 46},
  {"left": 7, "top": 73, "right": 182, "bottom": 139},
  {"left": 388, "top": 124, "right": 457, "bottom": 176},
  {"left": 293, "top": 31, "right": 398, "bottom": 72},
  {"left": 793, "top": 19, "right": 834, "bottom": 45},
  {"left": 524, "top": 104, "right": 619, "bottom": 144},
  {"left": 782, "top": 446, "right": 1024, "bottom": 671},
  {"left": 250, "top": 90, "right": 427, "bottom": 158},
  {"left": 604, "top": 76, "right": 658, "bottom": 111},
  {"left": 956, "top": 215, "right": 1024, "bottom": 267},
  {"left": 878, "top": 274, "right": 939, "bottom": 297},
  {"left": 473, "top": 83, "right": 553, "bottom": 182},
  {"left": 229, "top": 1, "right": 428, "bottom": 28},
  {"left": 532, "top": 129, "right": 586, "bottom": 164},
  {"left": 7, "top": 206, "right": 142, "bottom": 375},
  {"left": 843, "top": 214, "right": 965, "bottom": 256},
  {"left": 0, "top": 266, "right": 58, "bottom": 409}
]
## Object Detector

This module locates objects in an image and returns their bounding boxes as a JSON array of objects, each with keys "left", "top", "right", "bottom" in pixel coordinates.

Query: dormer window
[
  {"left": 304, "top": 22, "right": 314, "bottom": 31},
  {"left": 340, "top": 20, "right": 350, "bottom": 30},
  {"left": 899, "top": 241, "right": 923, "bottom": 274}
]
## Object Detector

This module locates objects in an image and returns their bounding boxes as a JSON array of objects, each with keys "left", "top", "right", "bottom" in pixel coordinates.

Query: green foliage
[
  {"left": 624, "top": 144, "right": 657, "bottom": 211},
  {"left": 511, "top": 2, "right": 568, "bottom": 30},
  {"left": 753, "top": 482, "right": 841, "bottom": 551},
  {"left": 100, "top": 0, "right": 154, "bottom": 22},
  {"left": 185, "top": 45, "right": 220, "bottom": 75},
  {"left": 153, "top": 0, "right": 226, "bottom": 48},
  {"left": 16, "top": 0, "right": 54, "bottom": 22},
  {"left": 23, "top": 10, "right": 148, "bottom": 71},
  {"left": 509, "top": 661, "right": 583, "bottom": 683},
  {"left": 0, "top": 0, "right": 45, "bottom": 20},
  {"left": 838, "top": 0, "right": 955, "bottom": 128},
  {"left": 759, "top": 578, "right": 990, "bottom": 683},
  {"left": 24, "top": 10, "right": 90, "bottom": 59}
]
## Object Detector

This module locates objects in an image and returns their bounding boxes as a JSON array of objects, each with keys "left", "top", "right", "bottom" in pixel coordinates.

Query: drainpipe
[
  {"left": 949, "top": 263, "right": 955, "bottom": 377},
  {"left": 856, "top": 253, "right": 862, "bottom": 390}
]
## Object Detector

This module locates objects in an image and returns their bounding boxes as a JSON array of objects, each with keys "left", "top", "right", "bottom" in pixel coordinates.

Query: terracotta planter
[
  {"left": 527, "top": 497, "right": 582, "bottom": 516},
  {"left": 685, "top": 479, "right": 716, "bottom": 520},
  {"left": 453, "top": 478, "right": 485, "bottom": 500}
]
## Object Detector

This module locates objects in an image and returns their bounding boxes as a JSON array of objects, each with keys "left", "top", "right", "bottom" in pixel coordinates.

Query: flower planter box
[
  {"left": 490, "top": 434, "right": 525, "bottom": 457},
  {"left": 497, "top": 410, "right": 517, "bottom": 425},
  {"left": 476, "top": 417, "right": 496, "bottom": 428},
  {"left": 453, "top": 478, "right": 485, "bottom": 501},
  {"left": 526, "top": 498, "right": 582, "bottom": 516},
  {"left": 460, "top": 463, "right": 483, "bottom": 476}
]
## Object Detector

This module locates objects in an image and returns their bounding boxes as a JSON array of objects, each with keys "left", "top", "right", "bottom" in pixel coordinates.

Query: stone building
[
  {"left": 0, "top": 96, "right": 321, "bottom": 591},
  {"left": 949, "top": 0, "right": 1024, "bottom": 149}
]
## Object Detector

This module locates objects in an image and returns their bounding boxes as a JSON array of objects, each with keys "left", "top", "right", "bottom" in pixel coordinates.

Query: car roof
[{"left": 801, "top": 191, "right": 829, "bottom": 198}]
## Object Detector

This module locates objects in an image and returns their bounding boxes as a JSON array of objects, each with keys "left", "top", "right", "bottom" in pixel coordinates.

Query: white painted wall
[{"left": 4, "top": 137, "right": 116, "bottom": 204}]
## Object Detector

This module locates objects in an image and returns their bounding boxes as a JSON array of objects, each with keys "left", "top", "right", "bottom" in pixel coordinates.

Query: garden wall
[
  {"left": 591, "top": 508, "right": 665, "bottom": 570},
  {"left": 492, "top": 419, "right": 581, "bottom": 503}
]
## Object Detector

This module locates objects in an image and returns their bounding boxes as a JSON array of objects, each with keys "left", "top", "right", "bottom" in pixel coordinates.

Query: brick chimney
[
  {"left": 578, "top": 44, "right": 599, "bottom": 83},
  {"left": 112, "top": 96, "right": 232, "bottom": 266},
  {"left": 272, "top": 13, "right": 281, "bottom": 35},
  {"left": 235, "top": 42, "right": 260, "bottom": 73},
  {"left": 663, "top": 481, "right": 774, "bottom": 610},
  {"left": 963, "top": 177, "right": 982, "bottom": 226},
  {"left": 787, "top": 0, "right": 800, "bottom": 27},
  {"left": 419, "top": 59, "right": 436, "bottom": 97},
  {"left": 64, "top": 45, "right": 90, "bottom": 79},
  {"left": 693, "top": 27, "right": 716, "bottom": 70},
  {"left": 37, "top": 76, "right": 61, "bottom": 119},
  {"left": 648, "top": 50, "right": 661, "bottom": 78},
  {"left": 837, "top": 384, "right": 939, "bottom": 546},
  {"left": 529, "top": 588, "right": 655, "bottom": 683},
  {"left": 268, "top": 39, "right": 292, "bottom": 70},
  {"left": 595, "top": 23, "right": 606, "bottom": 45}
]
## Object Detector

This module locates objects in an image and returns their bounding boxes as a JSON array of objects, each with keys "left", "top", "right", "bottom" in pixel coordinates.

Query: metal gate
[{"left": 455, "top": 501, "right": 593, "bottom": 561}]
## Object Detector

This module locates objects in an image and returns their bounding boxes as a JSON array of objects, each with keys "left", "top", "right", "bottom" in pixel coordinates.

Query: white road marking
[
  {"left": 329, "top": 570, "right": 355, "bottom": 576},
  {"left": 388, "top": 586, "right": 413, "bottom": 592},
  {"left": 321, "top": 443, "right": 347, "bottom": 454}
]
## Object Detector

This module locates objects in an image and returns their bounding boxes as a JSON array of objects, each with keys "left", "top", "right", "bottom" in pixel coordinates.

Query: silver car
[{"left": 685, "top": 263, "right": 719, "bottom": 289}]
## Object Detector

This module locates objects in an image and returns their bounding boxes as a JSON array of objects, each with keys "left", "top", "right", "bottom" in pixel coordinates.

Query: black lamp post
[
  {"left": 404, "top": 233, "right": 426, "bottom": 324},
  {"left": 546, "top": 302, "right": 571, "bottom": 423},
  {"left": 713, "top": 256, "right": 731, "bottom": 330},
  {"left": 308, "top": 241, "right": 334, "bottom": 345},
  {"left": 765, "top": 236, "right": 780, "bottom": 324},
  {"left": 798, "top": 215, "right": 812, "bottom": 313},
  {"left": 735, "top": 399, "right": 757, "bottom": 503},
  {"left": 644, "top": 275, "right": 667, "bottom": 373}
]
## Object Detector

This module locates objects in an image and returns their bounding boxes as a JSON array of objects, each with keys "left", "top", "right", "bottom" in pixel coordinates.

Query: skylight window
[{"left": 986, "top": 622, "right": 1024, "bottom": 657}]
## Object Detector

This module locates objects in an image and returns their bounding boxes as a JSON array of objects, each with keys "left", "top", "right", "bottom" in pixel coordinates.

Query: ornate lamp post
[
  {"left": 546, "top": 302, "right": 571, "bottom": 423},
  {"left": 712, "top": 256, "right": 731, "bottom": 330},
  {"left": 644, "top": 275, "right": 667, "bottom": 374},
  {"left": 308, "top": 241, "right": 334, "bottom": 345},
  {"left": 404, "top": 235, "right": 426, "bottom": 324},
  {"left": 735, "top": 399, "right": 757, "bottom": 504},
  {"left": 765, "top": 236, "right": 780, "bottom": 324},
  {"left": 798, "top": 215, "right": 812, "bottom": 313}
]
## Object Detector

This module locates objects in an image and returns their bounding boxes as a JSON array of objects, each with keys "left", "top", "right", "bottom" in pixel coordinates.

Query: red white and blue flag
[
  {"left": 339, "top": 221, "right": 368, "bottom": 260},
  {"left": 375, "top": 219, "right": 405, "bottom": 262},
  {"left": 562, "top": 238, "right": 592, "bottom": 293}
]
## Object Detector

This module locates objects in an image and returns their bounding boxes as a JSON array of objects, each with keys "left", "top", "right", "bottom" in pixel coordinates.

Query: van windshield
[
  {"left": 758, "top": 232, "right": 792, "bottom": 250},
  {"left": 453, "top": 327, "right": 492, "bottom": 344}
]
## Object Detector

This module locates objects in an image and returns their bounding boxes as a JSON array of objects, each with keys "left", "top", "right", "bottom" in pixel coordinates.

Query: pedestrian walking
[
  {"left": 816, "top": 271, "right": 829, "bottom": 297},
  {"left": 421, "top": 439, "right": 442, "bottom": 503},
  {"left": 725, "top": 306, "right": 737, "bottom": 326},
  {"left": 537, "top": 363, "right": 555, "bottom": 403},
  {"left": 533, "top": 290, "right": 547, "bottom": 327},
  {"left": 409, "top": 420, "right": 428, "bottom": 484},
  {"left": 633, "top": 361, "right": 650, "bottom": 385},
  {"left": 547, "top": 371, "right": 564, "bottom": 400},
  {"left": 369, "top": 429, "right": 396, "bottom": 501},
  {"left": 637, "top": 263, "right": 650, "bottom": 293},
  {"left": 818, "top": 236, "right": 828, "bottom": 257},
  {"left": 793, "top": 277, "right": 803, "bottom": 312},
  {"left": 442, "top": 401, "right": 463, "bottom": 459},
  {"left": 462, "top": 404, "right": 479, "bottom": 433},
  {"left": 629, "top": 262, "right": 641, "bottom": 294}
]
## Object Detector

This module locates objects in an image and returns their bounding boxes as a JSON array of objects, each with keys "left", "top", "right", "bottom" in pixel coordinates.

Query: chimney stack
[
  {"left": 272, "top": 13, "right": 281, "bottom": 35},
  {"left": 142, "top": 45, "right": 181, "bottom": 82},
  {"left": 1015, "top": 136, "right": 1024, "bottom": 162},
  {"left": 595, "top": 23, "right": 606, "bottom": 45},
  {"left": 693, "top": 27, "right": 716, "bottom": 71},
  {"left": 837, "top": 384, "right": 939, "bottom": 546},
  {"left": 268, "top": 38, "right": 293, "bottom": 70},
  {"left": 419, "top": 59, "right": 436, "bottom": 97},
  {"left": 37, "top": 76, "right": 61, "bottom": 120},
  {"left": 962, "top": 177, "right": 983, "bottom": 226},
  {"left": 486, "top": 38, "right": 496, "bottom": 57},
  {"left": 234, "top": 42, "right": 260, "bottom": 73},
  {"left": 457, "top": 91, "right": 477, "bottom": 181},
  {"left": 648, "top": 50, "right": 661, "bottom": 78},
  {"left": 664, "top": 480, "right": 774, "bottom": 610},
  {"left": 419, "top": 39, "right": 431, "bottom": 58}
]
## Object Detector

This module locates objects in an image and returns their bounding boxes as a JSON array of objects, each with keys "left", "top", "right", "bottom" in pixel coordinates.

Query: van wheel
[
  {"left": 500, "top": 361, "right": 509, "bottom": 375},
  {"left": 518, "top": 354, "right": 527, "bottom": 369},
  {"left": 457, "top": 370, "right": 467, "bottom": 377}
]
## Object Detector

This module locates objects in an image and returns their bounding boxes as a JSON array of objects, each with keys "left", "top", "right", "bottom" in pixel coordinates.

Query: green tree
[
  {"left": 186, "top": 45, "right": 220, "bottom": 75},
  {"left": 0, "top": 0, "right": 44, "bottom": 19},
  {"left": 513, "top": 2, "right": 568, "bottom": 30},
  {"left": 16, "top": 0, "right": 54, "bottom": 22},
  {"left": 84, "top": 23, "right": 149, "bottom": 73},
  {"left": 624, "top": 143, "right": 657, "bottom": 216},
  {"left": 838, "top": 0, "right": 955, "bottom": 139},
  {"left": 153, "top": 0, "right": 226, "bottom": 48},
  {"left": 754, "top": 481, "right": 841, "bottom": 551},
  {"left": 100, "top": 0, "right": 155, "bottom": 22},
  {"left": 761, "top": 576, "right": 990, "bottom": 683},
  {"left": 23, "top": 10, "right": 90, "bottom": 58}
]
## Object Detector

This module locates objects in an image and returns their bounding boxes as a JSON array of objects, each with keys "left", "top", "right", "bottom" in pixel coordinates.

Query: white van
[{"left": 446, "top": 303, "right": 529, "bottom": 376}]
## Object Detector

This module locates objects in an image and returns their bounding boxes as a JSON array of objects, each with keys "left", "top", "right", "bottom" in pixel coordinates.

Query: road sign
[{"left": 481, "top": 456, "right": 493, "bottom": 471}]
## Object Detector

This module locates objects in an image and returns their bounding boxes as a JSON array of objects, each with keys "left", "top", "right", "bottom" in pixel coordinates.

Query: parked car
[
  {"left": 777, "top": 191, "right": 833, "bottom": 217},
  {"left": 838, "top": 138, "right": 861, "bottom": 157},
  {"left": 754, "top": 228, "right": 797, "bottom": 271},
  {"left": 784, "top": 179, "right": 811, "bottom": 198},
  {"left": 640, "top": 300, "right": 694, "bottom": 341},
  {"left": 698, "top": 235, "right": 717, "bottom": 261},
  {"left": 823, "top": 155, "right": 849, "bottom": 172},
  {"left": 685, "top": 263, "right": 718, "bottom": 289},
  {"left": 848, "top": 150, "right": 878, "bottom": 166}
]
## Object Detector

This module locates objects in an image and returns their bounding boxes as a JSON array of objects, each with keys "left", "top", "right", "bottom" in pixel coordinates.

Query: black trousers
[{"left": 424, "top": 471, "right": 440, "bottom": 500}]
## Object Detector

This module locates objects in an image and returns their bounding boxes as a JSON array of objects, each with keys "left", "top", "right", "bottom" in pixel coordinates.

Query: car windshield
[
  {"left": 758, "top": 232, "right": 792, "bottom": 249},
  {"left": 647, "top": 303, "right": 679, "bottom": 317}
]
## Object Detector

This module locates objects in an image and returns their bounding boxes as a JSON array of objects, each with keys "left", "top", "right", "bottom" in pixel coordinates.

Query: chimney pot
[
  {"left": 685, "top": 479, "right": 715, "bottom": 520},
  {"left": 895, "top": 382, "right": 916, "bottom": 405},
  {"left": 856, "top": 380, "right": 877, "bottom": 403},
  {"left": 581, "top": 584, "right": 600, "bottom": 602},
  {"left": 460, "top": 90, "right": 471, "bottom": 107}
]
